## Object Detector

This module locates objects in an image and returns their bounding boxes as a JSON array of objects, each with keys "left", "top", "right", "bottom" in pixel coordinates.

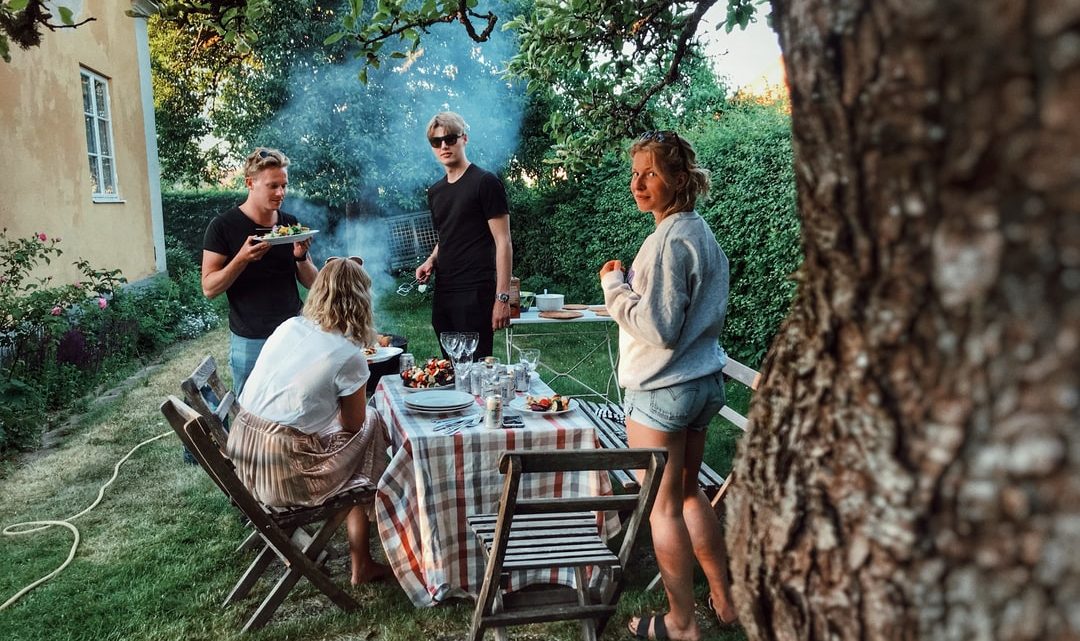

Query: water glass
[
  {"left": 519, "top": 348, "right": 540, "bottom": 374},
  {"left": 455, "top": 362, "right": 473, "bottom": 392}
]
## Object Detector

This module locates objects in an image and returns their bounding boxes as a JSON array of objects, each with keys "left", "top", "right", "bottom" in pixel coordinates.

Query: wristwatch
[{"left": 496, "top": 292, "right": 510, "bottom": 304}]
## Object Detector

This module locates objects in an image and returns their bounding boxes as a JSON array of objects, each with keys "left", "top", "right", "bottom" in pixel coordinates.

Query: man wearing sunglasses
[{"left": 415, "top": 111, "right": 513, "bottom": 359}]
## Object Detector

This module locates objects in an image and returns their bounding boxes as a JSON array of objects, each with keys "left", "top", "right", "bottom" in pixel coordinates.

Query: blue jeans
[
  {"left": 229, "top": 333, "right": 267, "bottom": 398},
  {"left": 623, "top": 372, "right": 726, "bottom": 433}
]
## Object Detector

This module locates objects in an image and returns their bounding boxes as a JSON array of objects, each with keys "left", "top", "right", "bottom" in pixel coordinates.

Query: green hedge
[
  {"left": 507, "top": 101, "right": 799, "bottom": 367},
  {"left": 162, "top": 189, "right": 247, "bottom": 261}
]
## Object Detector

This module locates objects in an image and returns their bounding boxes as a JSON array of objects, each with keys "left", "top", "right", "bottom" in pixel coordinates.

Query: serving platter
[
  {"left": 538, "top": 310, "right": 583, "bottom": 320},
  {"left": 258, "top": 230, "right": 319, "bottom": 245}
]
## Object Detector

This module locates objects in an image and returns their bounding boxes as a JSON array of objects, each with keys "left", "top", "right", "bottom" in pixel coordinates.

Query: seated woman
[{"left": 226, "top": 256, "right": 391, "bottom": 584}]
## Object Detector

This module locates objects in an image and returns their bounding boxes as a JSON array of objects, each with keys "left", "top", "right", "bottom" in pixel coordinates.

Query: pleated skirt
[{"left": 226, "top": 408, "right": 390, "bottom": 508}]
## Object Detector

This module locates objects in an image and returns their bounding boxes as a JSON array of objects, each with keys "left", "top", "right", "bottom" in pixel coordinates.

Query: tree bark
[{"left": 726, "top": 2, "right": 1080, "bottom": 640}]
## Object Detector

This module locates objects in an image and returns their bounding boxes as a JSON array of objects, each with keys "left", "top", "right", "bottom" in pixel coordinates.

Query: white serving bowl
[{"left": 535, "top": 293, "right": 564, "bottom": 311}]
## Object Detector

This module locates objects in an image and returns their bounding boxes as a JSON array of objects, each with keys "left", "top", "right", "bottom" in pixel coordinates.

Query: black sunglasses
[
  {"left": 428, "top": 134, "right": 462, "bottom": 148},
  {"left": 324, "top": 256, "right": 364, "bottom": 266}
]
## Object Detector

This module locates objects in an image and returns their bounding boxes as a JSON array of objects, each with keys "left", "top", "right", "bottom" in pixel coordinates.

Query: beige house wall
[{"left": 0, "top": 0, "right": 163, "bottom": 286}]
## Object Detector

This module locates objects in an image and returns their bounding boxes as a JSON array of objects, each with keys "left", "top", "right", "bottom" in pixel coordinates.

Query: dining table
[{"left": 372, "top": 375, "right": 617, "bottom": 607}]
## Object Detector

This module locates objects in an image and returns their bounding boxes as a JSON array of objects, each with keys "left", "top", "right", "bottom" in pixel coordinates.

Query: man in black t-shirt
[
  {"left": 202, "top": 148, "right": 318, "bottom": 394},
  {"left": 415, "top": 112, "right": 513, "bottom": 359}
]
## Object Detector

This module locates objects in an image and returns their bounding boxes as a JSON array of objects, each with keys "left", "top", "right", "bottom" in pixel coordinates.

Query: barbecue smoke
[{"left": 264, "top": 16, "right": 526, "bottom": 302}]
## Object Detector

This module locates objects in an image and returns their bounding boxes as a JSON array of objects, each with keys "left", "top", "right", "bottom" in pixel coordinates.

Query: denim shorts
[{"left": 624, "top": 372, "right": 726, "bottom": 433}]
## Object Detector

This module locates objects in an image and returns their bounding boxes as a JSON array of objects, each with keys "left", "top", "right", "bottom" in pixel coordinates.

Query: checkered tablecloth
[{"left": 373, "top": 378, "right": 614, "bottom": 607}]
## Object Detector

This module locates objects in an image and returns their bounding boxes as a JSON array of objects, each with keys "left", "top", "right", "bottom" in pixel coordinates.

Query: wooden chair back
[
  {"left": 180, "top": 355, "right": 237, "bottom": 448},
  {"left": 467, "top": 447, "right": 666, "bottom": 641}
]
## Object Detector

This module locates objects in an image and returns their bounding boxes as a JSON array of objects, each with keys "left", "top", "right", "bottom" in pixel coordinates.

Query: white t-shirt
[{"left": 239, "top": 316, "right": 370, "bottom": 435}]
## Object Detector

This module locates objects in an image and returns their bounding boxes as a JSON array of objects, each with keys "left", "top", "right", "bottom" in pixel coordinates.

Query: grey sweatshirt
[{"left": 601, "top": 211, "right": 729, "bottom": 391}]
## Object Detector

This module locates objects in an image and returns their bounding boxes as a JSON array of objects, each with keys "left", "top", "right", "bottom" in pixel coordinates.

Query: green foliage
[
  {"left": 0, "top": 231, "right": 222, "bottom": 455},
  {"left": 507, "top": 98, "right": 798, "bottom": 367},
  {"left": 695, "top": 99, "right": 799, "bottom": 364},
  {"left": 160, "top": 189, "right": 246, "bottom": 261}
]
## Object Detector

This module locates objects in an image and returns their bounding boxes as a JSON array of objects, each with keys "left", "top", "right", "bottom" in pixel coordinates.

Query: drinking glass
[
  {"left": 460, "top": 332, "right": 479, "bottom": 361},
  {"left": 519, "top": 348, "right": 541, "bottom": 374},
  {"left": 439, "top": 332, "right": 464, "bottom": 362}
]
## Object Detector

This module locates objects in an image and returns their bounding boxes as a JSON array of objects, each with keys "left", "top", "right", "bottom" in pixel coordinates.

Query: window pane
[
  {"left": 81, "top": 74, "right": 92, "bottom": 114},
  {"left": 88, "top": 155, "right": 100, "bottom": 195},
  {"left": 97, "top": 119, "right": 111, "bottom": 156},
  {"left": 94, "top": 79, "right": 108, "bottom": 119},
  {"left": 101, "top": 158, "right": 115, "bottom": 194},
  {"left": 84, "top": 115, "right": 97, "bottom": 154}
]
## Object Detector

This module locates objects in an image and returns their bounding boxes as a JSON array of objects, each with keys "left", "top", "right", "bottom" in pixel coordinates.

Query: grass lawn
[{"left": 0, "top": 290, "right": 747, "bottom": 641}]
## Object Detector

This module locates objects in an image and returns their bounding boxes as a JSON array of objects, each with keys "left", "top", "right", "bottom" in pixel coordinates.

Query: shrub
[{"left": 0, "top": 231, "right": 223, "bottom": 455}]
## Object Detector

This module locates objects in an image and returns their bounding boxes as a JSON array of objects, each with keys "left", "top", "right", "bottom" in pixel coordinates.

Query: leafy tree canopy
[{"left": 5, "top": 0, "right": 767, "bottom": 173}]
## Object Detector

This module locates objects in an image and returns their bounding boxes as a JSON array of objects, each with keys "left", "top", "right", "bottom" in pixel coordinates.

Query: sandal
[
  {"left": 627, "top": 614, "right": 670, "bottom": 639},
  {"left": 707, "top": 596, "right": 739, "bottom": 627}
]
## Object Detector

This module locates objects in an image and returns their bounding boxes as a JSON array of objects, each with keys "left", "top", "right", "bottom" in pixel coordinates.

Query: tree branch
[{"left": 628, "top": 0, "right": 719, "bottom": 117}]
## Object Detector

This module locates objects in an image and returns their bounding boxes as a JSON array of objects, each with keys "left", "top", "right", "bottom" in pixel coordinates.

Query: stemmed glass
[
  {"left": 460, "top": 332, "right": 479, "bottom": 362},
  {"left": 439, "top": 332, "right": 464, "bottom": 363}
]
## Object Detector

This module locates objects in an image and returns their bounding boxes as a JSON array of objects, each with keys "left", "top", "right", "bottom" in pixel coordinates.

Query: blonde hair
[
  {"left": 426, "top": 111, "right": 467, "bottom": 138},
  {"left": 243, "top": 147, "right": 290, "bottom": 179},
  {"left": 303, "top": 259, "right": 377, "bottom": 347},
  {"left": 629, "top": 132, "right": 710, "bottom": 216}
]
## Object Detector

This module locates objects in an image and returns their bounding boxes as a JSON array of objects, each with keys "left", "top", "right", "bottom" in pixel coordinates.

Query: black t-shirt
[
  {"left": 426, "top": 164, "right": 509, "bottom": 291},
  {"left": 203, "top": 206, "right": 303, "bottom": 339}
]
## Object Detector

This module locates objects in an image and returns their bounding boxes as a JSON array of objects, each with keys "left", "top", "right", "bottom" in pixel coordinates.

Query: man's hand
[
  {"left": 416, "top": 260, "right": 434, "bottom": 283},
  {"left": 239, "top": 235, "right": 272, "bottom": 263},
  {"left": 599, "top": 259, "right": 624, "bottom": 280},
  {"left": 492, "top": 300, "right": 511, "bottom": 330},
  {"left": 293, "top": 237, "right": 312, "bottom": 260}
]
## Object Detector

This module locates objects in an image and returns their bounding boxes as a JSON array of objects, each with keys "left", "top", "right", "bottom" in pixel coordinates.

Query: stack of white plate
[{"left": 404, "top": 390, "right": 475, "bottom": 414}]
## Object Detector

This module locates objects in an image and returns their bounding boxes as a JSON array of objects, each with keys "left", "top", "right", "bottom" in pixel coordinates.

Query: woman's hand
[{"left": 599, "top": 259, "right": 624, "bottom": 280}]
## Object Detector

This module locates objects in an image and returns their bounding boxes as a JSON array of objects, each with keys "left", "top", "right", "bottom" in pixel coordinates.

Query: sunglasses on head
[
  {"left": 324, "top": 256, "right": 364, "bottom": 266},
  {"left": 638, "top": 130, "right": 680, "bottom": 144},
  {"left": 428, "top": 134, "right": 461, "bottom": 148}
]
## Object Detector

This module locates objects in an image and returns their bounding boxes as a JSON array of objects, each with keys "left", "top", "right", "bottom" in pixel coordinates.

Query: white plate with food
[
  {"left": 405, "top": 390, "right": 475, "bottom": 411},
  {"left": 365, "top": 346, "right": 403, "bottom": 364},
  {"left": 509, "top": 395, "right": 575, "bottom": 416},
  {"left": 258, "top": 229, "right": 319, "bottom": 245}
]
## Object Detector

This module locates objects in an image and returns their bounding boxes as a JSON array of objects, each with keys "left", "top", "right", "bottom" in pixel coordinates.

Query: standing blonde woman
[
  {"left": 227, "top": 256, "right": 391, "bottom": 585},
  {"left": 600, "top": 131, "right": 737, "bottom": 640}
]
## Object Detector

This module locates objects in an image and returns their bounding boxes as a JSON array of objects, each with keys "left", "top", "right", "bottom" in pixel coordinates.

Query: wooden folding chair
[
  {"left": 466, "top": 448, "right": 666, "bottom": 641},
  {"left": 180, "top": 354, "right": 238, "bottom": 448},
  {"left": 160, "top": 396, "right": 375, "bottom": 632}
]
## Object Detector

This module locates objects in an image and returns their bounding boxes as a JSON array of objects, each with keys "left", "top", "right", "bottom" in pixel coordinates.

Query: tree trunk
[{"left": 726, "top": 2, "right": 1080, "bottom": 640}]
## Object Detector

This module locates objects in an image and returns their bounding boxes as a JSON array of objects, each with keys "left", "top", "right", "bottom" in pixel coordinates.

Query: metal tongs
[{"left": 397, "top": 278, "right": 431, "bottom": 296}]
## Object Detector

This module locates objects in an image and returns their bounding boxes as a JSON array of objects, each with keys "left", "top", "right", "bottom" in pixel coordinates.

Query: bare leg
[
  {"left": 683, "top": 430, "right": 737, "bottom": 623},
  {"left": 626, "top": 419, "right": 703, "bottom": 641},
  {"left": 346, "top": 506, "right": 389, "bottom": 585}
]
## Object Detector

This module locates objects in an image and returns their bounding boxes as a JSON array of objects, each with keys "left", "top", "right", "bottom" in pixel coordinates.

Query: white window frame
[{"left": 81, "top": 68, "right": 121, "bottom": 201}]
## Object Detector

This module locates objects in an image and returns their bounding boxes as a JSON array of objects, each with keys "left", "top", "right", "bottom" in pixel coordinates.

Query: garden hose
[{"left": 0, "top": 429, "right": 174, "bottom": 610}]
